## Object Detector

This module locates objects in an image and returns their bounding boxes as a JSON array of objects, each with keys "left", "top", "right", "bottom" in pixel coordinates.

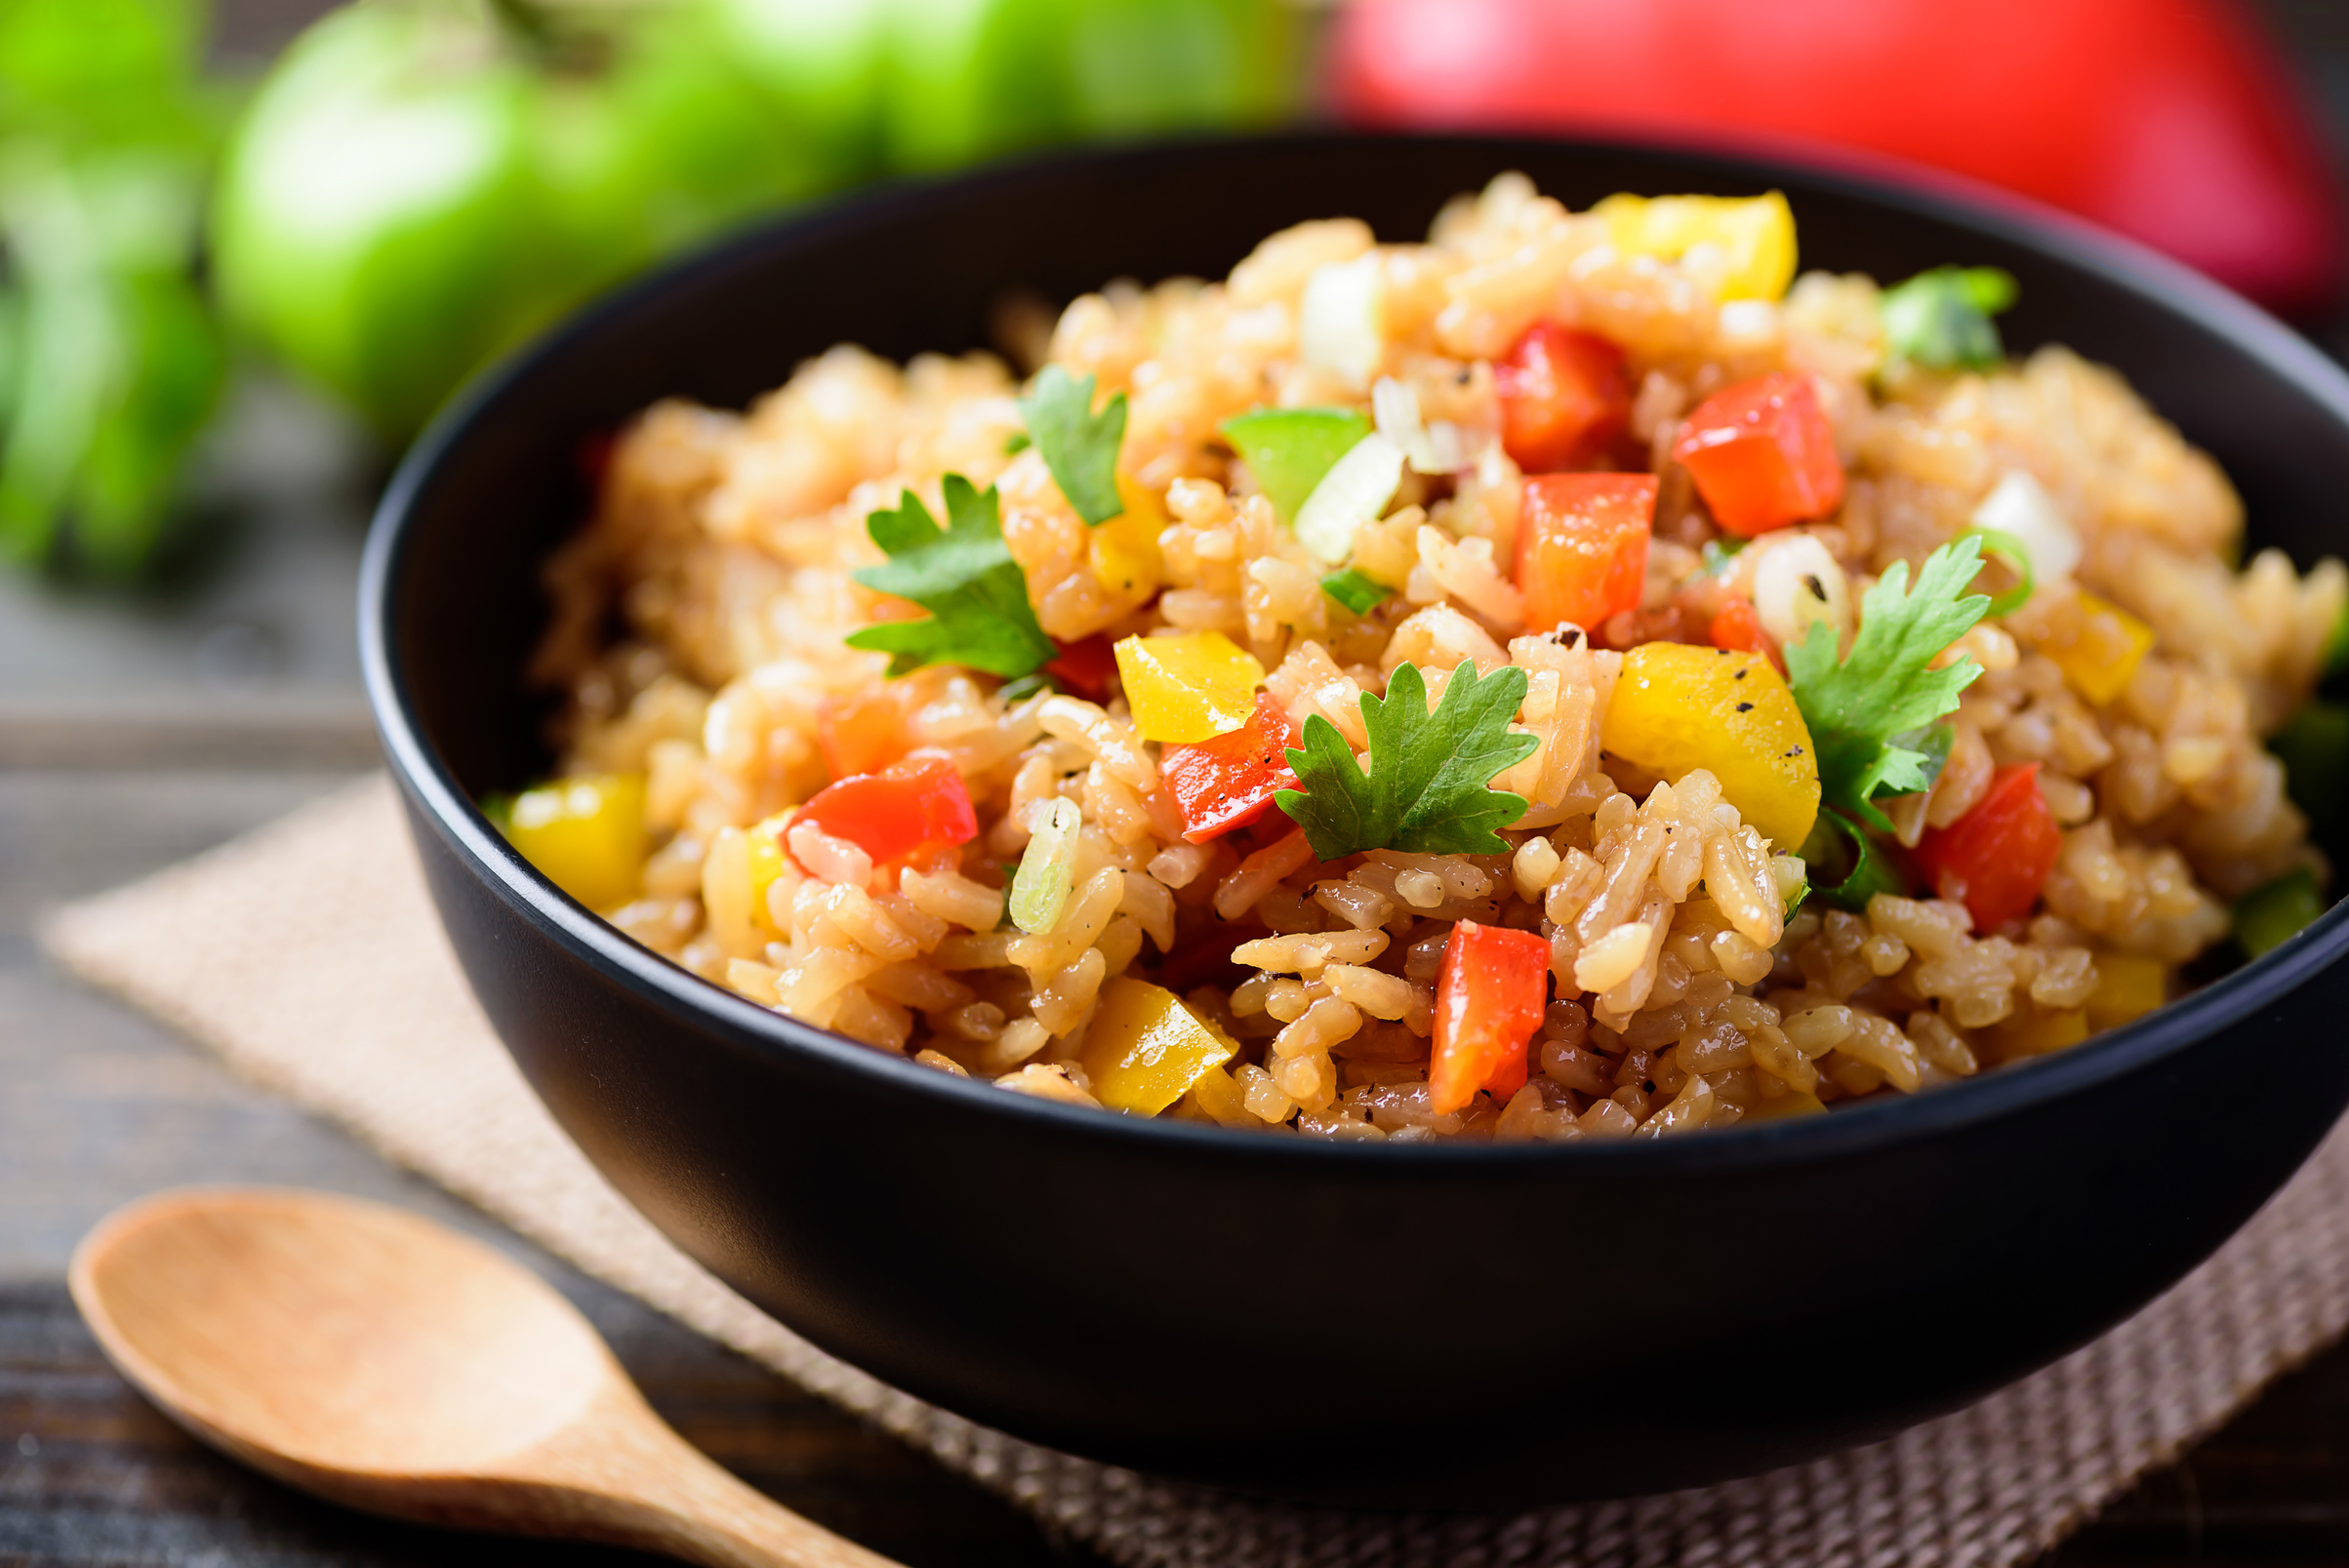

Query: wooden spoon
[{"left": 69, "top": 1186, "right": 903, "bottom": 1568}]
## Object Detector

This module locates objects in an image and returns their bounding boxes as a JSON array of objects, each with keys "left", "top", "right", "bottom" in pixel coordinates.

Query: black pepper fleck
[
  {"left": 1733, "top": 668, "right": 1748, "bottom": 679},
  {"left": 1736, "top": 701, "right": 1754, "bottom": 712}
]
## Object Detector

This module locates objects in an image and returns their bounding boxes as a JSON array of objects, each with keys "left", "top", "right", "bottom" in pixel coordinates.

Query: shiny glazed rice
[{"left": 520, "top": 173, "right": 2344, "bottom": 1140}]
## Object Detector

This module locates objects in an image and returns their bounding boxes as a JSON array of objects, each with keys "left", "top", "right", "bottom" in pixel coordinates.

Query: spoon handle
[{"left": 532, "top": 1385, "right": 908, "bottom": 1568}]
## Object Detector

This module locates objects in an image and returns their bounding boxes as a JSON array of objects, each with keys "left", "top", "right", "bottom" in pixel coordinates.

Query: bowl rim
[{"left": 361, "top": 126, "right": 2349, "bottom": 1174}]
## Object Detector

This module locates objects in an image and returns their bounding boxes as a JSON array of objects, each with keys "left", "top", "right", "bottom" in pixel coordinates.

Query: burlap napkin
[{"left": 40, "top": 774, "right": 2349, "bottom": 1567}]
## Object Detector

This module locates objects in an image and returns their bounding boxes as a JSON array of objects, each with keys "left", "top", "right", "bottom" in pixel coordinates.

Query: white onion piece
[
  {"left": 1372, "top": 376, "right": 1467, "bottom": 474},
  {"left": 1970, "top": 469, "right": 2079, "bottom": 587},
  {"left": 1294, "top": 431, "right": 1404, "bottom": 564},
  {"left": 1752, "top": 534, "right": 1852, "bottom": 650},
  {"left": 1300, "top": 253, "right": 1385, "bottom": 383}
]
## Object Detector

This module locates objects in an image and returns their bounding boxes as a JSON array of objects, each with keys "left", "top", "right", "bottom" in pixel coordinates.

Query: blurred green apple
[{"left": 213, "top": 0, "right": 826, "bottom": 442}]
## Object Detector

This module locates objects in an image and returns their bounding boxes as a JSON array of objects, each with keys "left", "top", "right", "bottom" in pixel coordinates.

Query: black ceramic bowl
[{"left": 362, "top": 133, "right": 2349, "bottom": 1508}]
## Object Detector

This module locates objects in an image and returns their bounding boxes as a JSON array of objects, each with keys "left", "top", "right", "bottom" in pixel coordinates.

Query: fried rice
[{"left": 507, "top": 172, "right": 2345, "bottom": 1141}]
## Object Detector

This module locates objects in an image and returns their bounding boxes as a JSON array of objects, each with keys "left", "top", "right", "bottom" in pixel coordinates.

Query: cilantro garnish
[
  {"left": 1319, "top": 568, "right": 1391, "bottom": 616},
  {"left": 1017, "top": 364, "right": 1127, "bottom": 526},
  {"left": 1276, "top": 662, "right": 1539, "bottom": 860},
  {"left": 1785, "top": 536, "right": 1989, "bottom": 831},
  {"left": 1881, "top": 265, "right": 2018, "bottom": 371},
  {"left": 846, "top": 475, "right": 1056, "bottom": 678}
]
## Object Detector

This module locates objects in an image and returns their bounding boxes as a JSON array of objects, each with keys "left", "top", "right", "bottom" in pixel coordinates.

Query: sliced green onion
[
  {"left": 1299, "top": 254, "right": 1386, "bottom": 382},
  {"left": 1880, "top": 265, "right": 2017, "bottom": 371},
  {"left": 1964, "top": 526, "right": 2035, "bottom": 618},
  {"left": 1292, "top": 431, "right": 1403, "bottom": 565},
  {"left": 1218, "top": 407, "right": 1372, "bottom": 524},
  {"left": 1699, "top": 537, "right": 1748, "bottom": 577},
  {"left": 1319, "top": 568, "right": 1392, "bottom": 616},
  {"left": 996, "top": 671, "right": 1056, "bottom": 704},
  {"left": 1009, "top": 796, "right": 1083, "bottom": 934},
  {"left": 1969, "top": 469, "right": 2078, "bottom": 586},
  {"left": 2235, "top": 865, "right": 2327, "bottom": 958},
  {"left": 1799, "top": 809, "right": 1909, "bottom": 913},
  {"left": 2271, "top": 700, "right": 2349, "bottom": 824}
]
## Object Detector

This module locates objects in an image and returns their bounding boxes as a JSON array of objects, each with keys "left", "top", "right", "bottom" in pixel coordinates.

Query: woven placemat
[{"left": 40, "top": 773, "right": 2349, "bottom": 1568}]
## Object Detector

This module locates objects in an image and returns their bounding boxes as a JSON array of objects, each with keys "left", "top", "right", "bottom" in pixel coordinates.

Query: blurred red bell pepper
[
  {"left": 1161, "top": 693, "right": 1301, "bottom": 843},
  {"left": 1326, "top": 0, "right": 2345, "bottom": 312},
  {"left": 794, "top": 753, "right": 978, "bottom": 867},
  {"left": 1430, "top": 919, "right": 1552, "bottom": 1114},
  {"left": 1912, "top": 762, "right": 2063, "bottom": 931},
  {"left": 1516, "top": 472, "right": 1656, "bottom": 635}
]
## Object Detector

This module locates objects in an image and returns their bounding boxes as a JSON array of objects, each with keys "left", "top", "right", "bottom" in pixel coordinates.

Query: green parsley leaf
[
  {"left": 1275, "top": 661, "right": 1540, "bottom": 860},
  {"left": 846, "top": 474, "right": 1056, "bottom": 678},
  {"left": 1319, "top": 568, "right": 1391, "bottom": 616},
  {"left": 1002, "top": 431, "right": 1031, "bottom": 455},
  {"left": 1880, "top": 265, "right": 2018, "bottom": 371},
  {"left": 1786, "top": 535, "right": 1990, "bottom": 831},
  {"left": 1017, "top": 364, "right": 1126, "bottom": 526},
  {"left": 1891, "top": 721, "right": 1954, "bottom": 795}
]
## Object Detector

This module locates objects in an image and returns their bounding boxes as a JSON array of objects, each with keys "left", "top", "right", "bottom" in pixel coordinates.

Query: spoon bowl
[{"left": 70, "top": 1187, "right": 895, "bottom": 1568}]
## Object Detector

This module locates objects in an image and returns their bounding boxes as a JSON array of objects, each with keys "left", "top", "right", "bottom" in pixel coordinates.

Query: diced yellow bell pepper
[
  {"left": 1114, "top": 630, "right": 1266, "bottom": 744},
  {"left": 1078, "top": 978, "right": 1239, "bottom": 1115},
  {"left": 505, "top": 773, "right": 647, "bottom": 911},
  {"left": 1745, "top": 1089, "right": 1827, "bottom": 1121},
  {"left": 1988, "top": 1006, "right": 2089, "bottom": 1061},
  {"left": 1599, "top": 644, "right": 1821, "bottom": 851},
  {"left": 2039, "top": 589, "right": 2154, "bottom": 706},
  {"left": 1593, "top": 191, "right": 1798, "bottom": 302},
  {"left": 746, "top": 811, "right": 794, "bottom": 937},
  {"left": 2086, "top": 951, "right": 2167, "bottom": 1030},
  {"left": 1090, "top": 476, "right": 1165, "bottom": 607}
]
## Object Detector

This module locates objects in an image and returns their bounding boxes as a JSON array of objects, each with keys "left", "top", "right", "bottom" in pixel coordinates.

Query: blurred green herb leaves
[{"left": 0, "top": 0, "right": 227, "bottom": 577}]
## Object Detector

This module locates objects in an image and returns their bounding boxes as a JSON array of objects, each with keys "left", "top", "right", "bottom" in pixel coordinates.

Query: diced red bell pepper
[
  {"left": 1043, "top": 634, "right": 1117, "bottom": 701},
  {"left": 1495, "top": 322, "right": 1631, "bottom": 472},
  {"left": 818, "top": 689, "right": 911, "bottom": 782},
  {"left": 1670, "top": 373, "right": 1845, "bottom": 538},
  {"left": 793, "top": 752, "right": 978, "bottom": 868},
  {"left": 1707, "top": 594, "right": 1785, "bottom": 674},
  {"left": 1912, "top": 762, "right": 2062, "bottom": 932},
  {"left": 1430, "top": 919, "right": 1553, "bottom": 1114},
  {"left": 1516, "top": 473, "right": 1657, "bottom": 635},
  {"left": 1160, "top": 693, "right": 1300, "bottom": 844}
]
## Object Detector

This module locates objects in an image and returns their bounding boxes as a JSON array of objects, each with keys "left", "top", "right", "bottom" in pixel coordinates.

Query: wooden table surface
[{"left": 11, "top": 4, "right": 2349, "bottom": 1562}]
